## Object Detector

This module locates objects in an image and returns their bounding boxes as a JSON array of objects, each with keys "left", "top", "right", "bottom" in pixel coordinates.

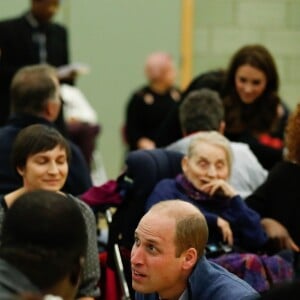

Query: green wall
[
  {"left": 1, "top": 1, "right": 299, "bottom": 180},
  {"left": 0, "top": 0, "right": 182, "bottom": 179}
]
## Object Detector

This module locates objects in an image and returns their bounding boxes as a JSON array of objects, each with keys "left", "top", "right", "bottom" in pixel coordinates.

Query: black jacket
[{"left": 0, "top": 12, "right": 69, "bottom": 125}]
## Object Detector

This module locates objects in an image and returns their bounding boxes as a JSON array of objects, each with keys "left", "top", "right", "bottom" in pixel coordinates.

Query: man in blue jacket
[
  {"left": 0, "top": 64, "right": 92, "bottom": 196},
  {"left": 131, "top": 200, "right": 259, "bottom": 300}
]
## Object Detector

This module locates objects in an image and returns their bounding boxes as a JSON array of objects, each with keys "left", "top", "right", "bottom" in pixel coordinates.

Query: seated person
[
  {"left": 246, "top": 104, "right": 300, "bottom": 253},
  {"left": 0, "top": 124, "right": 100, "bottom": 299},
  {"left": 0, "top": 190, "right": 86, "bottom": 299},
  {"left": 148, "top": 131, "right": 267, "bottom": 251},
  {"left": 132, "top": 200, "right": 259, "bottom": 300},
  {"left": 124, "top": 51, "right": 181, "bottom": 150},
  {"left": 146, "top": 132, "right": 293, "bottom": 291}
]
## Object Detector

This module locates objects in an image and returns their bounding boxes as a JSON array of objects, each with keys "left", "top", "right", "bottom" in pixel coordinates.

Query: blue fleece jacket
[{"left": 135, "top": 256, "right": 259, "bottom": 300}]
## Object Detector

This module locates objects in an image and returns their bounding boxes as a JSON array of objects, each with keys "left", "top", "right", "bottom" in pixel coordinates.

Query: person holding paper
[{"left": 0, "top": 0, "right": 76, "bottom": 126}]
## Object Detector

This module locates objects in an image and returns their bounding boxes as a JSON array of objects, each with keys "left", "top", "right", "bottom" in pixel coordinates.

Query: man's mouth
[{"left": 132, "top": 269, "right": 146, "bottom": 280}]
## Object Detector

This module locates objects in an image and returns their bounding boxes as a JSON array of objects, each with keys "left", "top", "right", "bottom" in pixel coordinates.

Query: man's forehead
[{"left": 136, "top": 212, "right": 175, "bottom": 241}]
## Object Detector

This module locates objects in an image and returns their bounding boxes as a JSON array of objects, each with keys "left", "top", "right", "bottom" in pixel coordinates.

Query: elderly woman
[
  {"left": 146, "top": 131, "right": 267, "bottom": 251},
  {"left": 0, "top": 124, "right": 100, "bottom": 300},
  {"left": 146, "top": 131, "right": 293, "bottom": 291}
]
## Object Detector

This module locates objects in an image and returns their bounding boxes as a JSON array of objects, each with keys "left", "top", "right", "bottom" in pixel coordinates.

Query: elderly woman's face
[
  {"left": 235, "top": 64, "right": 267, "bottom": 104},
  {"left": 17, "top": 145, "right": 68, "bottom": 192},
  {"left": 182, "top": 142, "right": 229, "bottom": 191}
]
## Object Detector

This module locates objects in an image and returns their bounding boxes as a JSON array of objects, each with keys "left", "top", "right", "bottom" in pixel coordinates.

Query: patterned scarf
[{"left": 175, "top": 174, "right": 230, "bottom": 208}]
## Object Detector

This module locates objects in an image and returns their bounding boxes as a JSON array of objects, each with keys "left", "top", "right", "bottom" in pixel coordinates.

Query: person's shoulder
[
  {"left": 193, "top": 257, "right": 258, "bottom": 299},
  {"left": 207, "top": 259, "right": 257, "bottom": 291},
  {"left": 230, "top": 141, "right": 263, "bottom": 164},
  {"left": 230, "top": 141, "right": 251, "bottom": 153},
  {"left": 0, "top": 14, "right": 23, "bottom": 26},
  {"left": 0, "top": 124, "right": 18, "bottom": 141},
  {"left": 50, "top": 21, "right": 67, "bottom": 32},
  {"left": 155, "top": 178, "right": 175, "bottom": 188},
  {"left": 166, "top": 135, "right": 195, "bottom": 154},
  {"left": 127, "top": 86, "right": 155, "bottom": 107},
  {"left": 67, "top": 194, "right": 94, "bottom": 216},
  {"left": 68, "top": 139, "right": 85, "bottom": 157},
  {"left": 131, "top": 86, "right": 150, "bottom": 98}
]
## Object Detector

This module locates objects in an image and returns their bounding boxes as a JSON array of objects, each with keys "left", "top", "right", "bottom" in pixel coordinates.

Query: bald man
[
  {"left": 125, "top": 52, "right": 181, "bottom": 150},
  {"left": 131, "top": 200, "right": 258, "bottom": 300}
]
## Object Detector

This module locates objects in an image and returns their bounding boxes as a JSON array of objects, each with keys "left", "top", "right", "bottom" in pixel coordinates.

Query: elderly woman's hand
[
  {"left": 217, "top": 217, "right": 234, "bottom": 246},
  {"left": 201, "top": 179, "right": 237, "bottom": 198}
]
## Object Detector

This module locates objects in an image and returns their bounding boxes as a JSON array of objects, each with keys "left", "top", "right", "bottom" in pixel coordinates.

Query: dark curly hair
[
  {"left": 285, "top": 104, "right": 300, "bottom": 164},
  {"left": 222, "top": 44, "right": 280, "bottom": 135}
]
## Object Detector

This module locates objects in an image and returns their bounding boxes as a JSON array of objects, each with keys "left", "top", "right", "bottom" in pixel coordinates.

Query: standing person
[
  {"left": 131, "top": 200, "right": 259, "bottom": 300},
  {"left": 0, "top": 124, "right": 100, "bottom": 299},
  {"left": 125, "top": 51, "right": 181, "bottom": 150},
  {"left": 166, "top": 89, "right": 267, "bottom": 198},
  {"left": 0, "top": 0, "right": 75, "bottom": 126},
  {"left": 222, "top": 44, "right": 288, "bottom": 170},
  {"left": 0, "top": 64, "right": 92, "bottom": 195},
  {"left": 0, "top": 190, "right": 87, "bottom": 300}
]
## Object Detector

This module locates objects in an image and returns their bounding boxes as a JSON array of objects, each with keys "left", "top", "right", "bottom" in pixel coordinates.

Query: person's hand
[
  {"left": 137, "top": 137, "right": 156, "bottom": 150},
  {"left": 57, "top": 69, "right": 78, "bottom": 82},
  {"left": 201, "top": 179, "right": 237, "bottom": 198},
  {"left": 261, "top": 218, "right": 300, "bottom": 252},
  {"left": 217, "top": 217, "right": 233, "bottom": 246}
]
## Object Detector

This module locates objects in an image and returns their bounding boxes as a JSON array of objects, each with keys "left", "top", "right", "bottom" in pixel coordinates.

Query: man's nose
[{"left": 131, "top": 245, "right": 144, "bottom": 265}]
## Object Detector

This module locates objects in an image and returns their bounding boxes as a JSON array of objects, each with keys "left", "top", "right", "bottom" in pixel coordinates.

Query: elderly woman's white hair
[{"left": 187, "top": 131, "right": 234, "bottom": 176}]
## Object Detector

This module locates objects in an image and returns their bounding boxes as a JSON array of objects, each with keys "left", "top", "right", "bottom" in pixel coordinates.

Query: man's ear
[
  {"left": 182, "top": 248, "right": 197, "bottom": 271},
  {"left": 69, "top": 257, "right": 85, "bottom": 286},
  {"left": 219, "top": 121, "right": 226, "bottom": 134},
  {"left": 43, "top": 99, "right": 61, "bottom": 122}
]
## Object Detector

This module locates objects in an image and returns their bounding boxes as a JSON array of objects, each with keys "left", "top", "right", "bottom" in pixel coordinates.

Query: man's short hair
[
  {"left": 0, "top": 190, "right": 87, "bottom": 290},
  {"left": 11, "top": 124, "right": 71, "bottom": 171},
  {"left": 10, "top": 64, "right": 58, "bottom": 115},
  {"left": 149, "top": 200, "right": 208, "bottom": 258},
  {"left": 179, "top": 88, "right": 224, "bottom": 134}
]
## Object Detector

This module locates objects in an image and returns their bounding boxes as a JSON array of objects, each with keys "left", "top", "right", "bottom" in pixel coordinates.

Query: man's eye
[
  {"left": 147, "top": 245, "right": 157, "bottom": 253},
  {"left": 134, "top": 237, "right": 140, "bottom": 246}
]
